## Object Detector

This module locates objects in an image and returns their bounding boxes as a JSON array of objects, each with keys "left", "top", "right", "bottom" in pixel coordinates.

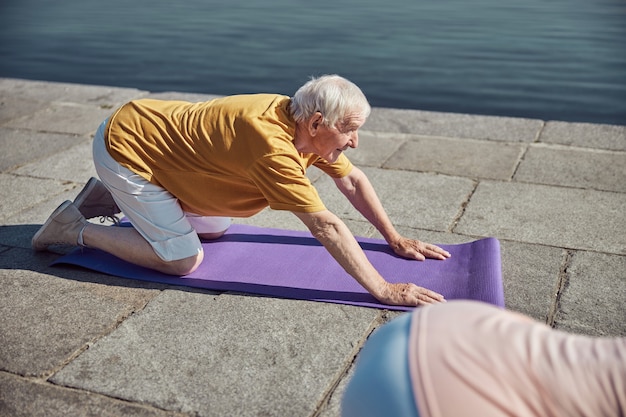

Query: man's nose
[{"left": 349, "top": 131, "right": 359, "bottom": 148}]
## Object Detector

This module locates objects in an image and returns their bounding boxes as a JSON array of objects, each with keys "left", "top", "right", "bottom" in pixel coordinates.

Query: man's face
[{"left": 314, "top": 113, "right": 366, "bottom": 163}]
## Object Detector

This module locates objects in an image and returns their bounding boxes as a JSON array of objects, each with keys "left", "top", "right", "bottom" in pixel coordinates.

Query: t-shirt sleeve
[
  {"left": 248, "top": 153, "right": 327, "bottom": 213},
  {"left": 312, "top": 153, "right": 354, "bottom": 178}
]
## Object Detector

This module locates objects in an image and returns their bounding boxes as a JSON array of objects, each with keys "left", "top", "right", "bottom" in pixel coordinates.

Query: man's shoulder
[{"left": 209, "top": 93, "right": 289, "bottom": 111}]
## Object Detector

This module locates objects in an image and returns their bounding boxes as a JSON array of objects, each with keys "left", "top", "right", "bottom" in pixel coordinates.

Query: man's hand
[
  {"left": 294, "top": 210, "right": 448, "bottom": 308},
  {"left": 376, "top": 282, "right": 445, "bottom": 306},
  {"left": 390, "top": 236, "right": 451, "bottom": 261}
]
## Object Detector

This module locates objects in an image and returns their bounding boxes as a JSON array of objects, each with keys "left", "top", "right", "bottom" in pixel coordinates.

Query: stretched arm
[
  {"left": 333, "top": 166, "right": 450, "bottom": 261},
  {"left": 294, "top": 209, "right": 444, "bottom": 306}
]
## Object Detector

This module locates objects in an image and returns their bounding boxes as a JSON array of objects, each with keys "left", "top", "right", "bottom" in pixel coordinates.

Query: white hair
[{"left": 290, "top": 74, "right": 371, "bottom": 127}]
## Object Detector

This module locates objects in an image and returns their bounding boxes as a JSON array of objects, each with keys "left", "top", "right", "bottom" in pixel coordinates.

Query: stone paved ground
[{"left": 1, "top": 78, "right": 624, "bottom": 417}]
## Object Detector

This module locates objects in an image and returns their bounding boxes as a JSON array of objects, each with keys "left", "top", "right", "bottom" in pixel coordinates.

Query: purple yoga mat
[{"left": 51, "top": 224, "right": 504, "bottom": 311}]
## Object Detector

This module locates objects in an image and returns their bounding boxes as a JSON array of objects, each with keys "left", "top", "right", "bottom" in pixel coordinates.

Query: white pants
[{"left": 92, "top": 119, "right": 231, "bottom": 261}]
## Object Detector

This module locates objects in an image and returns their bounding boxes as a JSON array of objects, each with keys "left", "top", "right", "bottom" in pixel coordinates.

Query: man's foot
[
  {"left": 73, "top": 177, "right": 120, "bottom": 220},
  {"left": 32, "top": 201, "right": 88, "bottom": 251}
]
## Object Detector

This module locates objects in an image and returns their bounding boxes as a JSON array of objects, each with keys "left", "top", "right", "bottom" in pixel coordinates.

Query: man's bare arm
[
  {"left": 293, "top": 209, "right": 444, "bottom": 307},
  {"left": 333, "top": 167, "right": 450, "bottom": 261}
]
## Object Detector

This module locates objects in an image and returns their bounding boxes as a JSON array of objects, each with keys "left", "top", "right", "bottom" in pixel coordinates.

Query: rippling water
[{"left": 1, "top": 0, "right": 625, "bottom": 124}]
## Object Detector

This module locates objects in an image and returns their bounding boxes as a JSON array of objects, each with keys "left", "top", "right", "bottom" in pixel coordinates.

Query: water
[{"left": 1, "top": 0, "right": 625, "bottom": 125}]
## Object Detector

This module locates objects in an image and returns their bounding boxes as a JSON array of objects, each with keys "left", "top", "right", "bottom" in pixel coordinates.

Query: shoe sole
[
  {"left": 73, "top": 177, "right": 99, "bottom": 210},
  {"left": 32, "top": 200, "right": 73, "bottom": 251}
]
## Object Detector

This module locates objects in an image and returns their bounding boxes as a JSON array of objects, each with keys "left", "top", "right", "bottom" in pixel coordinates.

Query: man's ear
[{"left": 309, "top": 112, "right": 324, "bottom": 136}]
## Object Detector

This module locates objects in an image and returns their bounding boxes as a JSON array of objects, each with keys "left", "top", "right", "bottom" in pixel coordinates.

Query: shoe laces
[{"left": 98, "top": 215, "right": 121, "bottom": 226}]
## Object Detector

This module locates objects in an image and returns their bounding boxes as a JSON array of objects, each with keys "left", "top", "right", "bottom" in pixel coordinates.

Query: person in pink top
[{"left": 342, "top": 300, "right": 625, "bottom": 417}]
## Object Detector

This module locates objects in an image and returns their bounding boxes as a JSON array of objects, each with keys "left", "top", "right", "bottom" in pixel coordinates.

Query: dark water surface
[{"left": 1, "top": 0, "right": 625, "bottom": 125}]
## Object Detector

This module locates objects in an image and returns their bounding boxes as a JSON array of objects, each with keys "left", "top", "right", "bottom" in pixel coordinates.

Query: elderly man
[{"left": 33, "top": 75, "right": 450, "bottom": 307}]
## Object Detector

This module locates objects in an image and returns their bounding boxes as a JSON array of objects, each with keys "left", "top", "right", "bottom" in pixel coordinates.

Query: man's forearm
[
  {"left": 294, "top": 209, "right": 445, "bottom": 306},
  {"left": 294, "top": 210, "right": 388, "bottom": 298},
  {"left": 334, "top": 167, "right": 401, "bottom": 244}
]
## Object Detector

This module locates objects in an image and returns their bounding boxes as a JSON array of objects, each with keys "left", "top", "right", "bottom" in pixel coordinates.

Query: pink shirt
[{"left": 409, "top": 301, "right": 626, "bottom": 417}]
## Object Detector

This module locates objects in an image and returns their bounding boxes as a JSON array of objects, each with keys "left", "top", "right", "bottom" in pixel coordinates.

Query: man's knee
[{"left": 160, "top": 251, "right": 204, "bottom": 276}]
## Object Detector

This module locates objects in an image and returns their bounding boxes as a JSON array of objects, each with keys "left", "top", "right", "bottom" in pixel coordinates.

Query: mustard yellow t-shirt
[{"left": 105, "top": 94, "right": 353, "bottom": 217}]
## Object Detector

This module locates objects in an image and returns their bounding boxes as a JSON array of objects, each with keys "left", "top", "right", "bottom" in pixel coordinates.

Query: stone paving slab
[
  {"left": 384, "top": 135, "right": 525, "bottom": 180},
  {"left": 348, "top": 131, "right": 405, "bottom": 168},
  {"left": 3, "top": 103, "right": 115, "bottom": 136},
  {"left": 364, "top": 107, "right": 544, "bottom": 142},
  {"left": 315, "top": 167, "right": 476, "bottom": 232},
  {"left": 145, "top": 91, "right": 223, "bottom": 103},
  {"left": 539, "top": 120, "right": 626, "bottom": 151},
  {"left": 318, "top": 365, "right": 352, "bottom": 417},
  {"left": 0, "top": 96, "right": 50, "bottom": 125},
  {"left": 0, "top": 174, "right": 73, "bottom": 222},
  {"left": 51, "top": 290, "right": 380, "bottom": 417},
  {"left": 12, "top": 140, "right": 98, "bottom": 183},
  {"left": 456, "top": 181, "right": 626, "bottom": 255},
  {"left": 0, "top": 372, "right": 185, "bottom": 417},
  {"left": 318, "top": 310, "right": 408, "bottom": 417},
  {"left": 0, "top": 247, "right": 159, "bottom": 377},
  {"left": 0, "top": 185, "right": 94, "bottom": 249},
  {"left": 555, "top": 251, "right": 626, "bottom": 337},
  {"left": 0, "top": 128, "right": 82, "bottom": 172},
  {"left": 515, "top": 143, "right": 626, "bottom": 192},
  {"left": 320, "top": 309, "right": 408, "bottom": 417},
  {"left": 0, "top": 78, "right": 146, "bottom": 108},
  {"left": 499, "top": 240, "right": 564, "bottom": 322}
]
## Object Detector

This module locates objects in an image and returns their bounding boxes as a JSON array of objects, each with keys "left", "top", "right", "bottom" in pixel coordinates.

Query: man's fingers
[
  {"left": 410, "top": 284, "right": 445, "bottom": 305},
  {"left": 395, "top": 238, "right": 451, "bottom": 261},
  {"left": 380, "top": 282, "right": 445, "bottom": 307},
  {"left": 417, "top": 287, "right": 445, "bottom": 304},
  {"left": 423, "top": 244, "right": 451, "bottom": 260}
]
